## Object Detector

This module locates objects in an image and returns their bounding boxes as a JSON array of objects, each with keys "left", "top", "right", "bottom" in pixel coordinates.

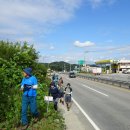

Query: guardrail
[{"left": 76, "top": 74, "right": 130, "bottom": 89}]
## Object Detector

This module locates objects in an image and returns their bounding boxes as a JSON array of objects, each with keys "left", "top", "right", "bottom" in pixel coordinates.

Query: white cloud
[
  {"left": 49, "top": 45, "right": 55, "bottom": 50},
  {"left": 0, "top": 29, "right": 18, "bottom": 35},
  {"left": 16, "top": 37, "right": 34, "bottom": 43},
  {"left": 38, "top": 44, "right": 130, "bottom": 63},
  {"left": 88, "top": 0, "right": 102, "bottom": 8},
  {"left": 74, "top": 40, "right": 95, "bottom": 47},
  {"left": 39, "top": 51, "right": 85, "bottom": 63},
  {"left": 33, "top": 43, "right": 47, "bottom": 50},
  {"left": 33, "top": 42, "right": 56, "bottom": 51},
  {"left": 87, "top": 0, "right": 116, "bottom": 8},
  {"left": 0, "top": 0, "right": 82, "bottom": 41}
]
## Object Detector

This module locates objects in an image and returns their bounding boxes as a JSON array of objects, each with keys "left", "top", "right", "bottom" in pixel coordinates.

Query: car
[
  {"left": 69, "top": 72, "right": 76, "bottom": 78},
  {"left": 122, "top": 69, "right": 130, "bottom": 74}
]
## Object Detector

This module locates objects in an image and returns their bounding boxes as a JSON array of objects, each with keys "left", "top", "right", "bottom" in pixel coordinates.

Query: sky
[{"left": 0, "top": 0, "right": 130, "bottom": 64}]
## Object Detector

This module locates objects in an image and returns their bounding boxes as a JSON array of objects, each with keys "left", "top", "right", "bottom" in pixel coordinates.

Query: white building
[{"left": 117, "top": 60, "right": 130, "bottom": 72}]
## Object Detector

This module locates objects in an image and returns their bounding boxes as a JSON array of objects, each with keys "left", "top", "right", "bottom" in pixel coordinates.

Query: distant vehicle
[
  {"left": 69, "top": 72, "right": 76, "bottom": 78},
  {"left": 92, "top": 67, "right": 102, "bottom": 75},
  {"left": 122, "top": 69, "right": 130, "bottom": 74}
]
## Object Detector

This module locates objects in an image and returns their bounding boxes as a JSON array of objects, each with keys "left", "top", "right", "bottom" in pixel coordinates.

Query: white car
[{"left": 122, "top": 69, "right": 130, "bottom": 74}]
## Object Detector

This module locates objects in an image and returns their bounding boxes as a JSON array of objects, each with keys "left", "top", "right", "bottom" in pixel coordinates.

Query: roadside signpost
[
  {"left": 44, "top": 96, "right": 53, "bottom": 112},
  {"left": 78, "top": 60, "right": 85, "bottom": 65},
  {"left": 78, "top": 60, "right": 85, "bottom": 71}
]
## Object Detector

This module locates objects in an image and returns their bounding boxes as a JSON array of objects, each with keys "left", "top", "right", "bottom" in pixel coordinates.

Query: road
[{"left": 61, "top": 74, "right": 130, "bottom": 130}]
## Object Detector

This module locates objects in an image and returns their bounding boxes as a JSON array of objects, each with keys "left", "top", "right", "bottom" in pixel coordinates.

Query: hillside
[{"left": 43, "top": 61, "right": 78, "bottom": 71}]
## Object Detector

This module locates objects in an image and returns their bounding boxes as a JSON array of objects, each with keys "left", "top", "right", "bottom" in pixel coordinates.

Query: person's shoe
[
  {"left": 67, "top": 106, "right": 70, "bottom": 111},
  {"left": 21, "top": 124, "right": 28, "bottom": 130}
]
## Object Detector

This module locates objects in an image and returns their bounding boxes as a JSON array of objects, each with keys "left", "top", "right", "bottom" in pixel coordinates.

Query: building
[
  {"left": 95, "top": 59, "right": 130, "bottom": 73},
  {"left": 117, "top": 60, "right": 130, "bottom": 72},
  {"left": 81, "top": 64, "right": 102, "bottom": 74}
]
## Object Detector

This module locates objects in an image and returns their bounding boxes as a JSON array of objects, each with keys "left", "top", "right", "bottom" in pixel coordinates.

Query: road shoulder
[{"left": 59, "top": 101, "right": 86, "bottom": 130}]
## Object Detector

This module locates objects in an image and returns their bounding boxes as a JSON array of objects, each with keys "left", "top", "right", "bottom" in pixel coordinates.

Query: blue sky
[{"left": 0, "top": 0, "right": 130, "bottom": 64}]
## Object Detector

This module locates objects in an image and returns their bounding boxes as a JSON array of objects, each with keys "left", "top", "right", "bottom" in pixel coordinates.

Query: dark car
[{"left": 69, "top": 72, "right": 76, "bottom": 78}]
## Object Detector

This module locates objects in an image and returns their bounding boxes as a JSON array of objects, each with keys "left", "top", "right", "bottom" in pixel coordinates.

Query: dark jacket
[{"left": 49, "top": 86, "right": 60, "bottom": 99}]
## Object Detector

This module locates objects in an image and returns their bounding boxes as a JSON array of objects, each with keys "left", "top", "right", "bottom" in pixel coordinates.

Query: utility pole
[
  {"left": 70, "top": 64, "right": 71, "bottom": 72},
  {"left": 48, "top": 63, "right": 49, "bottom": 69},
  {"left": 62, "top": 65, "right": 64, "bottom": 72},
  {"left": 64, "top": 63, "right": 66, "bottom": 72},
  {"left": 84, "top": 51, "right": 88, "bottom": 66}
]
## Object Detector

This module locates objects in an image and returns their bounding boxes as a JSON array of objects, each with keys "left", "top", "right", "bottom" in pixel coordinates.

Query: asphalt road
[{"left": 61, "top": 74, "right": 130, "bottom": 130}]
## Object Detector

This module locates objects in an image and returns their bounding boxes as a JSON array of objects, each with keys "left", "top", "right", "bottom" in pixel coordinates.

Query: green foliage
[
  {"left": 0, "top": 41, "right": 65, "bottom": 130},
  {"left": 44, "top": 61, "right": 78, "bottom": 71},
  {"left": 27, "top": 111, "right": 65, "bottom": 130},
  {"left": 34, "top": 63, "right": 47, "bottom": 83},
  {"left": 0, "top": 41, "right": 20, "bottom": 60},
  {"left": 0, "top": 58, "right": 22, "bottom": 124},
  {"left": 12, "top": 42, "right": 39, "bottom": 67}
]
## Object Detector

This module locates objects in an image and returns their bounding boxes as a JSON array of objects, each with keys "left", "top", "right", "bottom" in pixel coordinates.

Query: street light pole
[
  {"left": 70, "top": 64, "right": 71, "bottom": 71},
  {"left": 64, "top": 63, "right": 66, "bottom": 72},
  {"left": 84, "top": 51, "right": 89, "bottom": 66}
]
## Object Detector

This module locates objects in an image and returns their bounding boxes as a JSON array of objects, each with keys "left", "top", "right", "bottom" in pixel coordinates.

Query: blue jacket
[{"left": 21, "top": 76, "right": 38, "bottom": 96}]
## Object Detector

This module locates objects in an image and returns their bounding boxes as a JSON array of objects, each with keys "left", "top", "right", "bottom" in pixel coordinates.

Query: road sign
[{"left": 78, "top": 60, "right": 85, "bottom": 65}]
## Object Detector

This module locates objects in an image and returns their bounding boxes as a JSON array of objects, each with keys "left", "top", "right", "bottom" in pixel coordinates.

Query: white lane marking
[
  {"left": 72, "top": 98, "right": 101, "bottom": 130},
  {"left": 82, "top": 84, "right": 109, "bottom": 97}
]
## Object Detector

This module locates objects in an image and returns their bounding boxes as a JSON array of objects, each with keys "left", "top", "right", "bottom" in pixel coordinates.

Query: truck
[{"left": 92, "top": 67, "right": 102, "bottom": 75}]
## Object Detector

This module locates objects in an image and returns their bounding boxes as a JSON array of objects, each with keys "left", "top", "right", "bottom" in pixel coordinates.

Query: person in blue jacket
[
  {"left": 48, "top": 81, "right": 60, "bottom": 111},
  {"left": 20, "top": 68, "right": 39, "bottom": 129}
]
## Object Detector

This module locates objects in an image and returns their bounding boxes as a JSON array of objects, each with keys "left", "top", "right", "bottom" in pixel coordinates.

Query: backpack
[{"left": 65, "top": 87, "right": 72, "bottom": 92}]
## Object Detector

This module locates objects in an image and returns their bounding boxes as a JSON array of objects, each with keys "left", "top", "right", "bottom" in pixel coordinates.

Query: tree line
[{"left": 44, "top": 61, "right": 78, "bottom": 72}]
